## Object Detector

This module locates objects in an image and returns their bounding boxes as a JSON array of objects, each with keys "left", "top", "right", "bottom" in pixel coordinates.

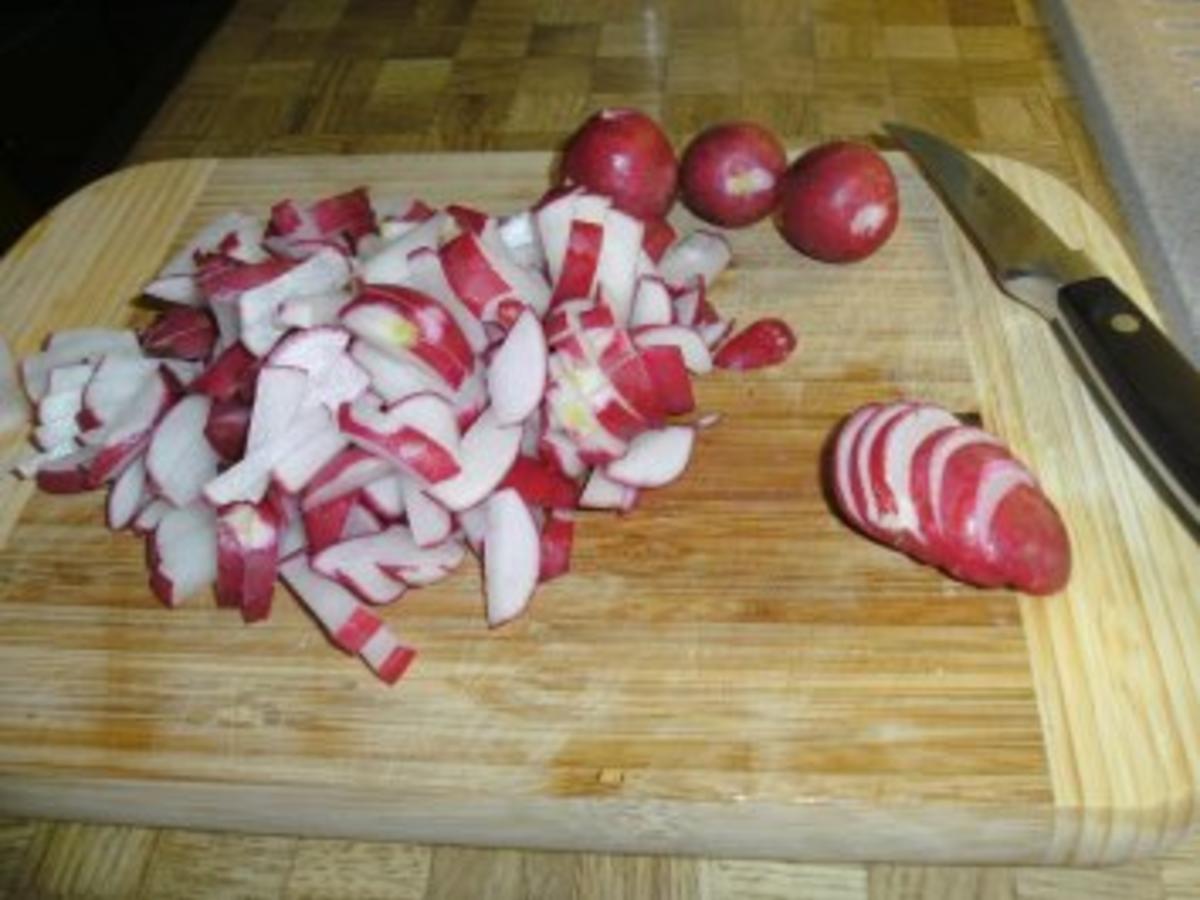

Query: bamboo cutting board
[{"left": 0, "top": 152, "right": 1196, "bottom": 866}]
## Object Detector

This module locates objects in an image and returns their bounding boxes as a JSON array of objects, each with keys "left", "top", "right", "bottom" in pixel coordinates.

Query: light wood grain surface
[{"left": 3, "top": 0, "right": 1199, "bottom": 896}]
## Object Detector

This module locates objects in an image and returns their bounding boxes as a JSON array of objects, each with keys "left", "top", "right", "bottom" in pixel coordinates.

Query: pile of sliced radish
[
  {"left": 830, "top": 400, "right": 1071, "bottom": 595},
  {"left": 8, "top": 184, "right": 797, "bottom": 684}
]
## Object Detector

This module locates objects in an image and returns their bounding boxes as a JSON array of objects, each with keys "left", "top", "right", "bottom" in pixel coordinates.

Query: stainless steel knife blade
[{"left": 885, "top": 122, "right": 1097, "bottom": 319}]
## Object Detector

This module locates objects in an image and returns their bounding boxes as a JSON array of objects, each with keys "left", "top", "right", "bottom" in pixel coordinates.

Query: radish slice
[
  {"left": 22, "top": 330, "right": 140, "bottom": 402},
  {"left": 279, "top": 556, "right": 387, "bottom": 653},
  {"left": 216, "top": 500, "right": 281, "bottom": 621},
  {"left": 457, "top": 504, "right": 487, "bottom": 554},
  {"left": 246, "top": 366, "right": 308, "bottom": 453},
  {"left": 487, "top": 310, "right": 547, "bottom": 426},
  {"left": 832, "top": 404, "right": 879, "bottom": 531},
  {"left": 106, "top": 456, "right": 148, "bottom": 530},
  {"left": 405, "top": 247, "right": 489, "bottom": 354},
  {"left": 149, "top": 503, "right": 218, "bottom": 607},
  {"left": 144, "top": 212, "right": 266, "bottom": 304},
  {"left": 631, "top": 325, "right": 713, "bottom": 374},
  {"left": 594, "top": 207, "right": 644, "bottom": 325},
  {"left": 350, "top": 340, "right": 454, "bottom": 403},
  {"left": 146, "top": 394, "right": 219, "bottom": 507},
  {"left": 484, "top": 489, "right": 540, "bottom": 627},
  {"left": 80, "top": 369, "right": 176, "bottom": 486},
  {"left": 854, "top": 402, "right": 912, "bottom": 529},
  {"left": 605, "top": 426, "right": 694, "bottom": 488},
  {"left": 344, "top": 501, "right": 384, "bottom": 540},
  {"left": 313, "top": 534, "right": 408, "bottom": 605},
  {"left": 629, "top": 277, "right": 673, "bottom": 328},
  {"left": 363, "top": 474, "right": 406, "bottom": 520},
  {"left": 926, "top": 426, "right": 1004, "bottom": 538},
  {"left": 535, "top": 189, "right": 582, "bottom": 287},
  {"left": 302, "top": 448, "right": 394, "bottom": 510},
  {"left": 967, "top": 459, "right": 1036, "bottom": 546},
  {"left": 132, "top": 498, "right": 171, "bottom": 535},
  {"left": 403, "top": 480, "right": 453, "bottom": 548},
  {"left": 359, "top": 626, "right": 418, "bottom": 685},
  {"left": 426, "top": 408, "right": 522, "bottom": 512},
  {"left": 873, "top": 404, "right": 959, "bottom": 540},
  {"left": 205, "top": 407, "right": 333, "bottom": 506},
  {"left": 497, "top": 210, "right": 544, "bottom": 271},
  {"left": 0, "top": 338, "right": 27, "bottom": 434},
  {"left": 338, "top": 394, "right": 461, "bottom": 484},
  {"left": 271, "top": 425, "right": 348, "bottom": 494},
  {"left": 277, "top": 288, "right": 351, "bottom": 329},
  {"left": 578, "top": 469, "right": 638, "bottom": 511},
  {"left": 360, "top": 211, "right": 448, "bottom": 284},
  {"left": 239, "top": 249, "right": 352, "bottom": 355},
  {"left": 658, "top": 230, "right": 732, "bottom": 288},
  {"left": 34, "top": 419, "right": 79, "bottom": 451}
]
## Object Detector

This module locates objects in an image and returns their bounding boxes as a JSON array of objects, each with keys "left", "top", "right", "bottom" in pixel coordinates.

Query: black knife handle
[{"left": 1054, "top": 277, "right": 1200, "bottom": 536}]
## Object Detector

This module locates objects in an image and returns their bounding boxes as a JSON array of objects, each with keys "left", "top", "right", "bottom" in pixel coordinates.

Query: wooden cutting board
[{"left": 0, "top": 152, "right": 1196, "bottom": 866}]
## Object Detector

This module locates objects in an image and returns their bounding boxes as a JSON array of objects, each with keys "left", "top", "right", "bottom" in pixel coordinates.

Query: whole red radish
[
  {"left": 560, "top": 108, "right": 678, "bottom": 220},
  {"left": 778, "top": 141, "right": 899, "bottom": 263},
  {"left": 680, "top": 122, "right": 788, "bottom": 228}
]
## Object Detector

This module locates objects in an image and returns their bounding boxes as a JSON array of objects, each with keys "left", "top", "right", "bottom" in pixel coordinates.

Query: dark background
[{"left": 0, "top": 0, "right": 233, "bottom": 250}]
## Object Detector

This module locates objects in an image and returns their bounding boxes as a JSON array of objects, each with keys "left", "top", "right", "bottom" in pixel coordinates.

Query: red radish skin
[
  {"left": 778, "top": 141, "right": 899, "bottom": 263},
  {"left": 680, "top": 121, "right": 788, "bottom": 227},
  {"left": 713, "top": 318, "right": 797, "bottom": 371},
  {"left": 538, "top": 511, "right": 574, "bottom": 583},
  {"left": 560, "top": 109, "right": 678, "bottom": 220},
  {"left": 638, "top": 345, "right": 694, "bottom": 415},
  {"left": 499, "top": 456, "right": 581, "bottom": 509},
  {"left": 140, "top": 307, "right": 217, "bottom": 360},
  {"left": 204, "top": 400, "right": 251, "bottom": 461}
]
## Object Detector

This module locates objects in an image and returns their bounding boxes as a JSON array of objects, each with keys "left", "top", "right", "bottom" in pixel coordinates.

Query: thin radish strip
[{"left": 484, "top": 489, "right": 540, "bottom": 627}]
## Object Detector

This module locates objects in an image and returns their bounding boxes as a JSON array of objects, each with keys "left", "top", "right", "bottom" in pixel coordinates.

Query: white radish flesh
[
  {"left": 106, "top": 456, "right": 148, "bottom": 530},
  {"left": 146, "top": 394, "right": 219, "bottom": 507},
  {"left": 0, "top": 336, "right": 27, "bottom": 435},
  {"left": 632, "top": 326, "right": 713, "bottom": 374},
  {"left": 150, "top": 504, "right": 218, "bottom": 607},
  {"left": 403, "top": 480, "right": 453, "bottom": 547},
  {"left": 487, "top": 310, "right": 547, "bottom": 426},
  {"left": 578, "top": 469, "right": 638, "bottom": 511},
  {"left": 605, "top": 426, "right": 694, "bottom": 488},
  {"left": 484, "top": 489, "right": 540, "bottom": 627},
  {"left": 426, "top": 408, "right": 523, "bottom": 512}
]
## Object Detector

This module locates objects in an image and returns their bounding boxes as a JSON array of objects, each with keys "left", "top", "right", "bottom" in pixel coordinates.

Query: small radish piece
[
  {"left": 629, "top": 276, "right": 673, "bottom": 328},
  {"left": 239, "top": 249, "right": 352, "bottom": 355},
  {"left": 538, "top": 510, "right": 574, "bottom": 583},
  {"left": 191, "top": 342, "right": 258, "bottom": 402},
  {"left": 350, "top": 340, "right": 453, "bottom": 403},
  {"left": 778, "top": 141, "right": 899, "bottom": 263},
  {"left": 359, "top": 211, "right": 449, "bottom": 284},
  {"left": 265, "top": 188, "right": 376, "bottom": 259},
  {"left": 302, "top": 448, "right": 394, "bottom": 510},
  {"left": 81, "top": 355, "right": 160, "bottom": 428},
  {"left": 82, "top": 369, "right": 176, "bottom": 486},
  {"left": 830, "top": 403, "right": 880, "bottom": 532},
  {"left": 32, "top": 447, "right": 97, "bottom": 494},
  {"left": 246, "top": 366, "right": 308, "bottom": 454},
  {"left": 426, "top": 408, "right": 523, "bottom": 511},
  {"left": 362, "top": 474, "right": 406, "bottom": 520},
  {"left": 344, "top": 501, "right": 384, "bottom": 540},
  {"left": 641, "top": 218, "right": 677, "bottom": 264},
  {"left": 133, "top": 498, "right": 171, "bottom": 535},
  {"left": 149, "top": 503, "right": 218, "bottom": 607},
  {"left": 560, "top": 108, "right": 678, "bottom": 220},
  {"left": 374, "top": 194, "right": 436, "bottom": 238},
  {"left": 487, "top": 310, "right": 546, "bottom": 426},
  {"left": 204, "top": 408, "right": 333, "bottom": 506},
  {"left": 371, "top": 528, "right": 464, "bottom": 586},
  {"left": 342, "top": 285, "right": 475, "bottom": 391},
  {"left": 107, "top": 456, "right": 148, "bottom": 530},
  {"left": 312, "top": 532, "right": 408, "bottom": 605},
  {"left": 593, "top": 207, "right": 644, "bottom": 325},
  {"left": 679, "top": 121, "right": 788, "bottom": 227},
  {"left": 713, "top": 318, "right": 797, "bottom": 371},
  {"left": 278, "top": 288, "right": 351, "bottom": 329},
  {"left": 605, "top": 426, "right": 694, "bottom": 488},
  {"left": 405, "top": 246, "right": 489, "bottom": 354},
  {"left": 144, "top": 212, "right": 266, "bottom": 304},
  {"left": 359, "top": 626, "right": 418, "bottom": 685},
  {"left": 658, "top": 231, "right": 731, "bottom": 289},
  {"left": 338, "top": 394, "right": 460, "bottom": 484},
  {"left": 539, "top": 428, "right": 586, "bottom": 480},
  {"left": 632, "top": 325, "right": 713, "bottom": 374},
  {"left": 21, "top": 330, "right": 140, "bottom": 402},
  {"left": 140, "top": 307, "right": 217, "bottom": 360},
  {"left": 271, "top": 425, "right": 349, "bottom": 494},
  {"left": 269, "top": 329, "right": 370, "bottom": 412},
  {"left": 205, "top": 400, "right": 252, "bottom": 462},
  {"left": 402, "top": 480, "right": 453, "bottom": 547},
  {"left": 497, "top": 210, "right": 545, "bottom": 271},
  {"left": 279, "top": 556, "right": 386, "bottom": 653},
  {"left": 146, "top": 394, "right": 219, "bottom": 507},
  {"left": 550, "top": 211, "right": 605, "bottom": 306},
  {"left": 535, "top": 188, "right": 581, "bottom": 287},
  {"left": 484, "top": 489, "right": 540, "bottom": 627},
  {"left": 499, "top": 456, "right": 581, "bottom": 509},
  {"left": 216, "top": 500, "right": 281, "bottom": 621},
  {"left": 578, "top": 469, "right": 638, "bottom": 511}
]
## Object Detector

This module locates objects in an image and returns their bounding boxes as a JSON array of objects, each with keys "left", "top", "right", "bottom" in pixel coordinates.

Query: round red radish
[
  {"left": 777, "top": 141, "right": 899, "bottom": 263},
  {"left": 560, "top": 109, "right": 678, "bottom": 220},
  {"left": 679, "top": 122, "right": 788, "bottom": 228}
]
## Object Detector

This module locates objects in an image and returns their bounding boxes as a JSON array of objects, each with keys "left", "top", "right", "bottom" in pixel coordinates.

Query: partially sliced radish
[
  {"left": 426, "top": 408, "right": 522, "bottom": 512},
  {"left": 149, "top": 503, "right": 218, "bottom": 607},
  {"left": 605, "top": 426, "right": 694, "bottom": 488},
  {"left": 146, "top": 394, "right": 219, "bottom": 507},
  {"left": 487, "top": 309, "right": 546, "bottom": 426},
  {"left": 483, "top": 489, "right": 540, "bottom": 627}
]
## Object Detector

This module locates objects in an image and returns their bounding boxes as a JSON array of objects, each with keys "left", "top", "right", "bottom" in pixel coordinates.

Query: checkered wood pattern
[{"left": 8, "top": 1, "right": 1193, "bottom": 898}]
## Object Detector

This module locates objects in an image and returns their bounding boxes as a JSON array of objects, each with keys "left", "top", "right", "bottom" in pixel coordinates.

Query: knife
[{"left": 885, "top": 122, "right": 1200, "bottom": 537}]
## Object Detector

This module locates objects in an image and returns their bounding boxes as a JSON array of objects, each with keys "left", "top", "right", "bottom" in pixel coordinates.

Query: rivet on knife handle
[{"left": 1054, "top": 276, "right": 1200, "bottom": 534}]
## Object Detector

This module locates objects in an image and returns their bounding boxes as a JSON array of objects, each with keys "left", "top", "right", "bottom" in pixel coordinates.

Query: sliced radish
[
  {"left": 359, "top": 626, "right": 418, "bottom": 685},
  {"left": 362, "top": 474, "right": 406, "bottom": 520},
  {"left": 483, "top": 489, "right": 540, "bottom": 627},
  {"left": 216, "top": 500, "right": 282, "bottom": 621},
  {"left": 344, "top": 501, "right": 385, "bottom": 540},
  {"left": 144, "top": 212, "right": 266, "bottom": 304},
  {"left": 350, "top": 340, "right": 453, "bottom": 403},
  {"left": 831, "top": 404, "right": 879, "bottom": 531},
  {"left": 271, "top": 425, "right": 349, "bottom": 494},
  {"left": 403, "top": 480, "right": 453, "bottom": 547},
  {"left": 593, "top": 207, "right": 644, "bottom": 325},
  {"left": 538, "top": 427, "right": 586, "bottom": 479},
  {"left": 269, "top": 329, "right": 369, "bottom": 412},
  {"left": 535, "top": 188, "right": 583, "bottom": 287},
  {"left": 205, "top": 400, "right": 251, "bottom": 462},
  {"left": 487, "top": 309, "right": 546, "bottom": 426},
  {"left": 638, "top": 345, "right": 694, "bottom": 416},
  {"left": 497, "top": 210, "right": 544, "bottom": 271},
  {"left": 204, "top": 407, "right": 333, "bottom": 506},
  {"left": 426, "top": 408, "right": 522, "bottom": 512},
  {"left": 140, "top": 307, "right": 217, "bottom": 360},
  {"left": 81, "top": 355, "right": 160, "bottom": 428},
  {"left": 22, "top": 330, "right": 140, "bottom": 402},
  {"left": 631, "top": 325, "right": 713, "bottom": 374},
  {"left": 538, "top": 510, "right": 574, "bottom": 583},
  {"left": 107, "top": 457, "right": 148, "bottom": 530},
  {"left": 277, "top": 288, "right": 351, "bottom": 329},
  {"left": 359, "top": 211, "right": 448, "bottom": 284},
  {"left": 132, "top": 498, "right": 171, "bottom": 535},
  {"left": 81, "top": 369, "right": 176, "bottom": 486},
  {"left": 605, "top": 426, "right": 694, "bottom": 488},
  {"left": 629, "top": 276, "right": 673, "bottom": 328},
  {"left": 239, "top": 249, "right": 352, "bottom": 355},
  {"left": 191, "top": 342, "right": 258, "bottom": 402},
  {"left": 578, "top": 469, "right": 637, "bottom": 511},
  {"left": 246, "top": 366, "right": 308, "bottom": 454},
  {"left": 313, "top": 532, "right": 409, "bottom": 605},
  {"left": 279, "top": 556, "right": 386, "bottom": 653},
  {"left": 302, "top": 448, "right": 394, "bottom": 510},
  {"left": 149, "top": 503, "right": 218, "bottom": 607},
  {"left": 338, "top": 393, "right": 460, "bottom": 484},
  {"left": 872, "top": 404, "right": 959, "bottom": 543},
  {"left": 499, "top": 455, "right": 580, "bottom": 509},
  {"left": 457, "top": 504, "right": 487, "bottom": 555},
  {"left": 405, "top": 246, "right": 489, "bottom": 354},
  {"left": 146, "top": 394, "right": 219, "bottom": 507}
]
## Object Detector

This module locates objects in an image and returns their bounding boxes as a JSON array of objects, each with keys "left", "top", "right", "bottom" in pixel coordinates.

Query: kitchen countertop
[{"left": 3, "top": 0, "right": 1197, "bottom": 897}]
